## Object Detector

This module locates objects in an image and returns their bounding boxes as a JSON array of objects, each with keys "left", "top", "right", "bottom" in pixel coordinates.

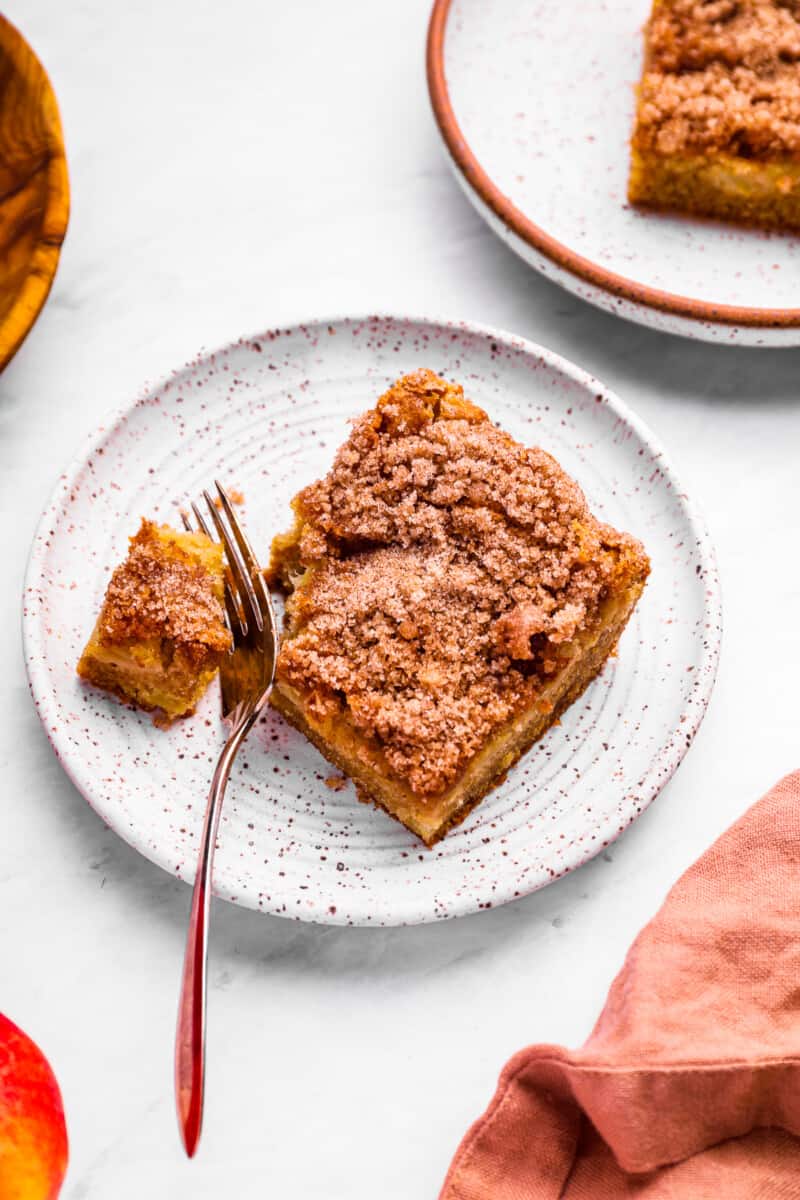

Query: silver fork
[{"left": 174, "top": 483, "right": 277, "bottom": 1158}]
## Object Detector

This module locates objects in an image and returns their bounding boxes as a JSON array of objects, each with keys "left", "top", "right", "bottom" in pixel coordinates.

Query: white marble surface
[{"left": 2, "top": 2, "right": 800, "bottom": 1196}]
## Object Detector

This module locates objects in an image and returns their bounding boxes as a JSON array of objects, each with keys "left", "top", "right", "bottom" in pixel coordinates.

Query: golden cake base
[{"left": 629, "top": 149, "right": 800, "bottom": 231}]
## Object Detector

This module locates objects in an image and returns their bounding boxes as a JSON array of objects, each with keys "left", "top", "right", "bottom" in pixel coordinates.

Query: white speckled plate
[
  {"left": 427, "top": 0, "right": 800, "bottom": 345},
  {"left": 23, "top": 315, "right": 720, "bottom": 925}
]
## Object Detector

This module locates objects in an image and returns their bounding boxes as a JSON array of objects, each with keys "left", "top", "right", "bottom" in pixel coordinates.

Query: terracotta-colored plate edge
[
  {"left": 426, "top": 0, "right": 800, "bottom": 330},
  {"left": 0, "top": 14, "right": 70, "bottom": 370}
]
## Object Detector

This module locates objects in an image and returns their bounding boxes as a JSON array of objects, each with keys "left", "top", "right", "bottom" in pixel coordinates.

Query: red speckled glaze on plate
[{"left": 23, "top": 315, "right": 721, "bottom": 925}]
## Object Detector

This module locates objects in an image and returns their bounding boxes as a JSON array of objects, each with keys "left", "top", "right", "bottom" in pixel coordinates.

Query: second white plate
[
  {"left": 428, "top": 0, "right": 800, "bottom": 345},
  {"left": 24, "top": 315, "right": 720, "bottom": 925}
]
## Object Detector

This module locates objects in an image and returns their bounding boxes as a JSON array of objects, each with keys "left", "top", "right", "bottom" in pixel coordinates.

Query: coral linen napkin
[{"left": 440, "top": 772, "right": 800, "bottom": 1199}]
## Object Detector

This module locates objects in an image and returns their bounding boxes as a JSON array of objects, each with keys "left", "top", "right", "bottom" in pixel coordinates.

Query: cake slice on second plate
[
  {"left": 267, "top": 369, "right": 650, "bottom": 846},
  {"left": 629, "top": 0, "right": 800, "bottom": 229}
]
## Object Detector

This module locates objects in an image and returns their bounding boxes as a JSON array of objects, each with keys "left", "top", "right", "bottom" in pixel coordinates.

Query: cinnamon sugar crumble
[
  {"left": 635, "top": 1, "right": 800, "bottom": 158},
  {"left": 99, "top": 520, "right": 229, "bottom": 664},
  {"left": 269, "top": 371, "right": 648, "bottom": 800}
]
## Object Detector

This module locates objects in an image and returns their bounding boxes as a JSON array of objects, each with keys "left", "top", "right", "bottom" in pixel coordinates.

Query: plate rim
[
  {"left": 22, "top": 312, "right": 723, "bottom": 924},
  {"left": 426, "top": 0, "right": 800, "bottom": 331}
]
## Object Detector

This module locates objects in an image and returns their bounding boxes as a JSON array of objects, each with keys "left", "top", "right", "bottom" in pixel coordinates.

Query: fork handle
[{"left": 174, "top": 717, "right": 252, "bottom": 1157}]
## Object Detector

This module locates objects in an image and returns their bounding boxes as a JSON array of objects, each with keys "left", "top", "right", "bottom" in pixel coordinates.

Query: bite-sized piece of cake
[
  {"left": 78, "top": 519, "right": 231, "bottom": 721},
  {"left": 266, "top": 370, "right": 650, "bottom": 846},
  {"left": 629, "top": 0, "right": 800, "bottom": 229}
]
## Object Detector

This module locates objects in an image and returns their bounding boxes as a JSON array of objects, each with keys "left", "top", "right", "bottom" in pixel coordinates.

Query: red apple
[{"left": 0, "top": 1013, "right": 68, "bottom": 1199}]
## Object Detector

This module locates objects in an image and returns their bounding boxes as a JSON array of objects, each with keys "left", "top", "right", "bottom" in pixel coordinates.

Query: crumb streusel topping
[
  {"left": 272, "top": 371, "right": 647, "bottom": 798},
  {"left": 98, "top": 520, "right": 230, "bottom": 663},
  {"left": 635, "top": 0, "right": 800, "bottom": 158}
]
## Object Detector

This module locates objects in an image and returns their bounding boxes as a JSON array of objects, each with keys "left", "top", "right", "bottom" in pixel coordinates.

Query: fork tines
[{"left": 182, "top": 482, "right": 267, "bottom": 640}]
